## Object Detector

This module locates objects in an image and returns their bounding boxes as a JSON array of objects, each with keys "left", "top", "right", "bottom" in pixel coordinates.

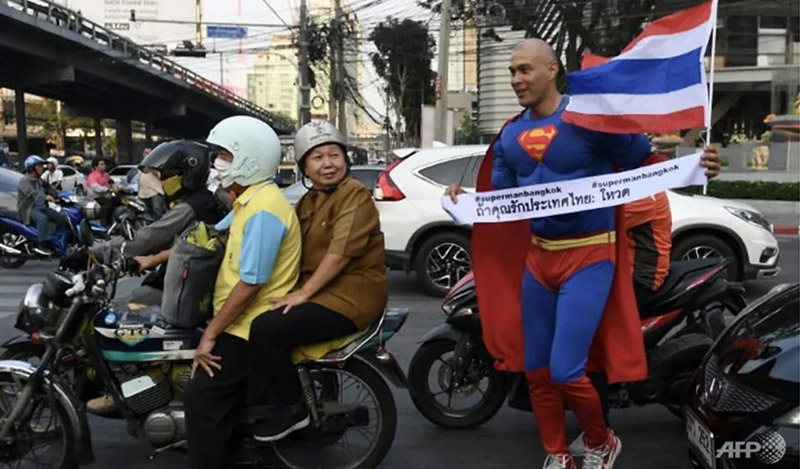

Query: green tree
[
  {"left": 419, "top": 0, "right": 701, "bottom": 72},
  {"left": 455, "top": 114, "right": 481, "bottom": 144},
  {"left": 369, "top": 18, "right": 436, "bottom": 144},
  {"left": 27, "top": 99, "right": 94, "bottom": 151}
]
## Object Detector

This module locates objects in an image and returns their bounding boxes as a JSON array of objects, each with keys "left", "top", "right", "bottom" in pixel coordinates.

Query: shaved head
[
  {"left": 515, "top": 38, "right": 558, "bottom": 64},
  {"left": 509, "top": 38, "right": 561, "bottom": 113}
]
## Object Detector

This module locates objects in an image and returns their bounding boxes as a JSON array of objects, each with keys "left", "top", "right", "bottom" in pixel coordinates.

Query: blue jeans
[{"left": 28, "top": 206, "right": 67, "bottom": 244}]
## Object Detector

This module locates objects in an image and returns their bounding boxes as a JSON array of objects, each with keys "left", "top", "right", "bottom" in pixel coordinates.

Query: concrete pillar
[
  {"left": 145, "top": 121, "right": 153, "bottom": 147},
  {"left": 115, "top": 118, "right": 133, "bottom": 163},
  {"left": 94, "top": 118, "right": 103, "bottom": 158},
  {"left": 14, "top": 89, "right": 27, "bottom": 158}
]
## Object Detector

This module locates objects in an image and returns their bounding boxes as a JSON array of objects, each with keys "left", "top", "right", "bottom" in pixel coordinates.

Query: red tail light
[{"left": 375, "top": 159, "right": 406, "bottom": 201}]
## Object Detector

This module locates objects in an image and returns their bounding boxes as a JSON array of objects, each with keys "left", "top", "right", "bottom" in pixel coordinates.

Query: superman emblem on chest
[{"left": 517, "top": 124, "right": 558, "bottom": 162}]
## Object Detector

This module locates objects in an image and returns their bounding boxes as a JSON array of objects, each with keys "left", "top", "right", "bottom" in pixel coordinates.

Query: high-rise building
[
  {"left": 449, "top": 19, "right": 478, "bottom": 93},
  {"left": 247, "top": 32, "right": 300, "bottom": 123}
]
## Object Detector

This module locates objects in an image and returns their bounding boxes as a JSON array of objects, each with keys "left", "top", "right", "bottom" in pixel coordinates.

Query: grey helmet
[{"left": 293, "top": 121, "right": 347, "bottom": 174}]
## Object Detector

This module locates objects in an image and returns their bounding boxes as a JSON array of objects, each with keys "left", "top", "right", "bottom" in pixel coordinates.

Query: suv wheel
[
  {"left": 414, "top": 232, "right": 472, "bottom": 297},
  {"left": 673, "top": 234, "right": 739, "bottom": 280}
]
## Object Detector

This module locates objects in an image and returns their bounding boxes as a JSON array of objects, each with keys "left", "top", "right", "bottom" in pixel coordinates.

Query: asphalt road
[{"left": 0, "top": 235, "right": 797, "bottom": 468}]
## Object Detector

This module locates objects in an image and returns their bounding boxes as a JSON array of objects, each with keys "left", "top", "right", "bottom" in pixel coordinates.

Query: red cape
[{"left": 472, "top": 122, "right": 648, "bottom": 384}]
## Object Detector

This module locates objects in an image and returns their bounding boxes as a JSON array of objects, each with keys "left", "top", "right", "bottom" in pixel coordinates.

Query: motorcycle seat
[
  {"left": 293, "top": 309, "right": 405, "bottom": 364},
  {"left": 647, "top": 258, "right": 724, "bottom": 307},
  {"left": 0, "top": 207, "right": 19, "bottom": 221}
]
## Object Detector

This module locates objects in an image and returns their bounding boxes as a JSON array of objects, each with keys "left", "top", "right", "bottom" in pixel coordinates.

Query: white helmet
[
  {"left": 206, "top": 115, "right": 282, "bottom": 188},
  {"left": 47, "top": 157, "right": 58, "bottom": 167}
]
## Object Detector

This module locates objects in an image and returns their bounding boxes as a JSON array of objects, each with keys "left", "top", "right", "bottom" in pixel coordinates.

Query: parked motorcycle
[
  {"left": 0, "top": 224, "right": 409, "bottom": 468},
  {"left": 407, "top": 258, "right": 747, "bottom": 429},
  {"left": 0, "top": 192, "right": 107, "bottom": 269},
  {"left": 107, "top": 187, "right": 150, "bottom": 242}
]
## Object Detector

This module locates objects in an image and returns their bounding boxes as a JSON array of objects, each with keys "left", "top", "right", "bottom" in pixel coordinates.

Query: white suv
[{"left": 375, "top": 145, "right": 781, "bottom": 296}]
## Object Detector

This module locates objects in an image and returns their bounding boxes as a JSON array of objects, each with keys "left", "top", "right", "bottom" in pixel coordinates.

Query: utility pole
[
  {"left": 298, "top": 0, "right": 312, "bottom": 126},
  {"left": 196, "top": 0, "right": 203, "bottom": 46},
  {"left": 334, "top": 0, "right": 347, "bottom": 135},
  {"left": 434, "top": 0, "right": 452, "bottom": 143},
  {"left": 328, "top": 17, "right": 337, "bottom": 125},
  {"left": 219, "top": 51, "right": 224, "bottom": 85}
]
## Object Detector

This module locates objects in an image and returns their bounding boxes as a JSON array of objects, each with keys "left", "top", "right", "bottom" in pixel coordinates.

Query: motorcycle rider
[
  {"left": 138, "top": 147, "right": 168, "bottom": 220},
  {"left": 184, "top": 115, "right": 302, "bottom": 469},
  {"left": 16, "top": 155, "right": 67, "bottom": 256},
  {"left": 42, "top": 157, "right": 64, "bottom": 190},
  {"left": 444, "top": 38, "right": 721, "bottom": 469},
  {"left": 86, "top": 140, "right": 226, "bottom": 414},
  {"left": 93, "top": 140, "right": 226, "bottom": 283},
  {"left": 248, "top": 121, "right": 387, "bottom": 442},
  {"left": 87, "top": 158, "right": 118, "bottom": 226}
]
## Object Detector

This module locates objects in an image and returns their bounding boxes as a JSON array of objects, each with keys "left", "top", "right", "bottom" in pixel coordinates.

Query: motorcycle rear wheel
[
  {"left": 408, "top": 340, "right": 506, "bottom": 429},
  {"left": 271, "top": 358, "right": 397, "bottom": 469},
  {"left": 0, "top": 372, "right": 76, "bottom": 469}
]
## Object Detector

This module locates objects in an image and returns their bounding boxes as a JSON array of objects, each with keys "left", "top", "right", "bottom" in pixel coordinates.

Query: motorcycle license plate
[{"left": 686, "top": 409, "right": 715, "bottom": 469}]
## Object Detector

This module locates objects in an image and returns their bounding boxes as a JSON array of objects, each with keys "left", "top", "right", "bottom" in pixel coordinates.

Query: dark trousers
[
  {"left": 28, "top": 206, "right": 67, "bottom": 243},
  {"left": 249, "top": 303, "right": 358, "bottom": 406},
  {"left": 143, "top": 194, "right": 167, "bottom": 220},
  {"left": 185, "top": 333, "right": 250, "bottom": 469},
  {"left": 634, "top": 281, "right": 656, "bottom": 309}
]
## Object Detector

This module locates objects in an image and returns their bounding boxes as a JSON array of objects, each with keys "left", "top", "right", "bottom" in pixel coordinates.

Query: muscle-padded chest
[{"left": 499, "top": 118, "right": 614, "bottom": 186}]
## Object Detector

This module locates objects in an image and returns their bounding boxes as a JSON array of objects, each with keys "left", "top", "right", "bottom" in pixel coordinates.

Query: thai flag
[{"left": 561, "top": 0, "right": 718, "bottom": 134}]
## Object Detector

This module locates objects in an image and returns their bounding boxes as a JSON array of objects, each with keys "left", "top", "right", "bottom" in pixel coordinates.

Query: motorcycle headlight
[
  {"left": 15, "top": 283, "right": 59, "bottom": 334},
  {"left": 776, "top": 407, "right": 800, "bottom": 427},
  {"left": 451, "top": 307, "right": 474, "bottom": 318},
  {"left": 442, "top": 302, "right": 457, "bottom": 316},
  {"left": 725, "top": 207, "right": 772, "bottom": 232}
]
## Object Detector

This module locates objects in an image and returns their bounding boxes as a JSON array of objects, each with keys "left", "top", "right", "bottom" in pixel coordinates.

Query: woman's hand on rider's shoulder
[
  {"left": 192, "top": 333, "right": 222, "bottom": 379},
  {"left": 273, "top": 288, "right": 311, "bottom": 314}
]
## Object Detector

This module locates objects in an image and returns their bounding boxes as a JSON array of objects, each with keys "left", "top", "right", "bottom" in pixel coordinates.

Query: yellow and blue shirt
[{"left": 212, "top": 182, "right": 301, "bottom": 341}]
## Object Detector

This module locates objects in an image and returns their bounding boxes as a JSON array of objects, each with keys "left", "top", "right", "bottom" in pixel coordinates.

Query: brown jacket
[{"left": 296, "top": 176, "right": 388, "bottom": 329}]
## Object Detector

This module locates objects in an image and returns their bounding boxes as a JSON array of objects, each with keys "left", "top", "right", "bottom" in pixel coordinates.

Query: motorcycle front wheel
[
  {"left": 0, "top": 232, "right": 27, "bottom": 269},
  {"left": 271, "top": 358, "right": 397, "bottom": 469},
  {"left": 408, "top": 340, "right": 506, "bottom": 429},
  {"left": 0, "top": 372, "right": 76, "bottom": 469}
]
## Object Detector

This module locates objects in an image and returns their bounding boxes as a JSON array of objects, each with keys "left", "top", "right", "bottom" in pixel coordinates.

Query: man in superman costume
[{"left": 446, "top": 39, "right": 720, "bottom": 469}]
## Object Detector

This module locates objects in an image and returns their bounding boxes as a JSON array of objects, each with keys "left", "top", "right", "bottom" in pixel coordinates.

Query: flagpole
[{"left": 703, "top": 0, "right": 719, "bottom": 196}]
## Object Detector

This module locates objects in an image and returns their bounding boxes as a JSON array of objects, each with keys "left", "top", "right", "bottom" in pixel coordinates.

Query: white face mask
[{"left": 214, "top": 158, "right": 233, "bottom": 187}]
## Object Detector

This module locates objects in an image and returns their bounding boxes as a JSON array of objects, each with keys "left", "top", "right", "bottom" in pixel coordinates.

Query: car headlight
[
  {"left": 776, "top": 407, "right": 800, "bottom": 427},
  {"left": 725, "top": 207, "right": 773, "bottom": 232}
]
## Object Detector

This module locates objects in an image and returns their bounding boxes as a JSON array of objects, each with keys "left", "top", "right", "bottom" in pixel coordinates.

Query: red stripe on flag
[
  {"left": 624, "top": 1, "right": 713, "bottom": 52},
  {"left": 561, "top": 106, "right": 706, "bottom": 134},
  {"left": 581, "top": 51, "right": 610, "bottom": 70}
]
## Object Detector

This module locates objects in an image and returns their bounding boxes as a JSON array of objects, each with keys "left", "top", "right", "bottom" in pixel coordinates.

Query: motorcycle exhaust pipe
[{"left": 0, "top": 242, "right": 22, "bottom": 255}]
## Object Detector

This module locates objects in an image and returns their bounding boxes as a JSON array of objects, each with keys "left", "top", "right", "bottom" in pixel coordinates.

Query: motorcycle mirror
[{"left": 78, "top": 219, "right": 94, "bottom": 248}]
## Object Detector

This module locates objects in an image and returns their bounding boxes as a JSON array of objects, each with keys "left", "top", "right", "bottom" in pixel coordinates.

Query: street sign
[{"left": 206, "top": 25, "right": 248, "bottom": 39}]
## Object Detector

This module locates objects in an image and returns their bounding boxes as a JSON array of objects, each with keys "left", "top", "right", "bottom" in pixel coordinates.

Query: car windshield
[
  {"left": 0, "top": 168, "right": 23, "bottom": 195},
  {"left": 126, "top": 168, "right": 138, "bottom": 183}
]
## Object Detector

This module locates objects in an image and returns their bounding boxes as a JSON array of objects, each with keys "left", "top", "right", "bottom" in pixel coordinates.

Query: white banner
[{"left": 442, "top": 152, "right": 706, "bottom": 225}]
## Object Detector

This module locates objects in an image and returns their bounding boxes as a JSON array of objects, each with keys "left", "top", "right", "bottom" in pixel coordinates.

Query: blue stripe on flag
[{"left": 568, "top": 48, "right": 703, "bottom": 96}]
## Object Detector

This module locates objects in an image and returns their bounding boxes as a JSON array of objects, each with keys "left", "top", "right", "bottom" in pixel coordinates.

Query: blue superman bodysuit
[{"left": 488, "top": 96, "right": 651, "bottom": 454}]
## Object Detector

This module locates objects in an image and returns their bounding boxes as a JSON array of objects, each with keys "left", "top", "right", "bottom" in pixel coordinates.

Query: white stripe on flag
[
  {"left": 611, "top": 21, "right": 713, "bottom": 62},
  {"left": 566, "top": 84, "right": 707, "bottom": 116}
]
